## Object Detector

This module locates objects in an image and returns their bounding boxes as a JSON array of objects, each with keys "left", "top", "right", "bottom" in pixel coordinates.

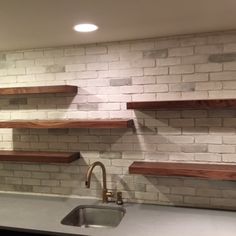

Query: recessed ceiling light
[{"left": 73, "top": 24, "right": 98, "bottom": 32}]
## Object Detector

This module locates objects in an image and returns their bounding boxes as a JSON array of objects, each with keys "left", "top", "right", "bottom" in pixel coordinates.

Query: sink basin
[{"left": 61, "top": 205, "right": 125, "bottom": 228}]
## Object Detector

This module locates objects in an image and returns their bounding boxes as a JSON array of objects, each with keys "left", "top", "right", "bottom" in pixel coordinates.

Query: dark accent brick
[
  {"left": 144, "top": 49, "right": 168, "bottom": 59},
  {"left": 9, "top": 97, "right": 28, "bottom": 105},
  {"left": 46, "top": 65, "right": 65, "bottom": 73},
  {"left": 110, "top": 78, "right": 132, "bottom": 86},
  {"left": 77, "top": 103, "right": 98, "bottom": 111},
  {"left": 48, "top": 129, "right": 69, "bottom": 135},
  {"left": 209, "top": 53, "right": 236, "bottom": 63}
]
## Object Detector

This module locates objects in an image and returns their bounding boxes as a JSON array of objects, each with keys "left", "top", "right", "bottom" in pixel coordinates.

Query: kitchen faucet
[{"left": 85, "top": 161, "right": 113, "bottom": 203}]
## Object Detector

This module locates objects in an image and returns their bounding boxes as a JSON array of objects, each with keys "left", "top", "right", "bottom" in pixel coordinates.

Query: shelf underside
[
  {"left": 127, "top": 99, "right": 236, "bottom": 110},
  {"left": 0, "top": 151, "right": 80, "bottom": 163},
  {"left": 129, "top": 161, "right": 236, "bottom": 181},
  {"left": 0, "top": 119, "right": 134, "bottom": 129},
  {"left": 0, "top": 85, "right": 77, "bottom": 95}
]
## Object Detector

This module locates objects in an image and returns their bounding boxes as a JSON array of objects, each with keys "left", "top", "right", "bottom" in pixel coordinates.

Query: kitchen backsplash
[{"left": 0, "top": 31, "right": 236, "bottom": 209}]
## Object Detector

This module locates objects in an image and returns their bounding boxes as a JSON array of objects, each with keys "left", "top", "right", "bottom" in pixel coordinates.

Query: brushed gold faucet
[{"left": 85, "top": 161, "right": 113, "bottom": 203}]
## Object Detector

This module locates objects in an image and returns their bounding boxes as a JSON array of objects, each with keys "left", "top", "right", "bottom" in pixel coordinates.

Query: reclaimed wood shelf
[
  {"left": 129, "top": 161, "right": 236, "bottom": 181},
  {"left": 127, "top": 99, "right": 236, "bottom": 110},
  {"left": 0, "top": 85, "right": 77, "bottom": 95},
  {"left": 0, "top": 119, "right": 134, "bottom": 129},
  {"left": 0, "top": 151, "right": 80, "bottom": 163}
]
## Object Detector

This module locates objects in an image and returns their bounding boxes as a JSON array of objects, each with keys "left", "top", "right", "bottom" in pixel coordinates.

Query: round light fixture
[{"left": 73, "top": 23, "right": 98, "bottom": 32}]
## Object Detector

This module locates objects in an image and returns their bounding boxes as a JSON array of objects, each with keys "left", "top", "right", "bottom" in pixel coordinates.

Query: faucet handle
[{"left": 116, "top": 192, "right": 123, "bottom": 205}]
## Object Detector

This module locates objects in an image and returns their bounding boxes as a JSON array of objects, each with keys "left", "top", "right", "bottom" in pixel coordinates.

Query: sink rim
[{"left": 61, "top": 204, "right": 126, "bottom": 228}]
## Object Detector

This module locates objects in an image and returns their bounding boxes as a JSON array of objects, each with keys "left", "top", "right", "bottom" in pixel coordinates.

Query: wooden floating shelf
[
  {"left": 0, "top": 85, "right": 77, "bottom": 95},
  {"left": 129, "top": 161, "right": 236, "bottom": 181},
  {"left": 0, "top": 151, "right": 80, "bottom": 163},
  {"left": 127, "top": 99, "right": 236, "bottom": 110},
  {"left": 0, "top": 119, "right": 134, "bottom": 129}
]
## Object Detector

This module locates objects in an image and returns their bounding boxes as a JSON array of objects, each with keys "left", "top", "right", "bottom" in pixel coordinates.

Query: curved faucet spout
[
  {"left": 85, "top": 161, "right": 112, "bottom": 203},
  {"left": 85, "top": 161, "right": 107, "bottom": 189}
]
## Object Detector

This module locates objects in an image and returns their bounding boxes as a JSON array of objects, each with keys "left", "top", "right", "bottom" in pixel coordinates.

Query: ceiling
[{"left": 1, "top": 0, "right": 236, "bottom": 51}]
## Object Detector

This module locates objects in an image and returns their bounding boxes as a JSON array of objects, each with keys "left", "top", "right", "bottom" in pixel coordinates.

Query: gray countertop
[{"left": 0, "top": 192, "right": 235, "bottom": 236}]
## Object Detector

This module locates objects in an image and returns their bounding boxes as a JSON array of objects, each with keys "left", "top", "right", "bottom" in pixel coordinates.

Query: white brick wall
[{"left": 0, "top": 31, "right": 236, "bottom": 209}]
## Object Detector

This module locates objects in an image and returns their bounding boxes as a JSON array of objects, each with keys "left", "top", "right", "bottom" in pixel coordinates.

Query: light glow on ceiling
[{"left": 73, "top": 23, "right": 98, "bottom": 32}]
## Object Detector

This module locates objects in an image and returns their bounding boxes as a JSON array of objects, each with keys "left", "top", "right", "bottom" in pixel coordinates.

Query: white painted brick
[
  {"left": 145, "top": 118, "right": 168, "bottom": 127},
  {"left": 195, "top": 82, "right": 222, "bottom": 90},
  {"left": 132, "top": 76, "right": 156, "bottom": 85},
  {"left": 169, "top": 47, "right": 193, "bottom": 57},
  {"left": 16, "top": 60, "right": 35, "bottom": 67},
  {"left": 64, "top": 47, "right": 85, "bottom": 56},
  {"left": 181, "top": 91, "right": 208, "bottom": 100},
  {"left": 223, "top": 136, "right": 236, "bottom": 144},
  {"left": 156, "top": 57, "right": 181, "bottom": 66},
  {"left": 98, "top": 87, "right": 120, "bottom": 95},
  {"left": 168, "top": 136, "right": 194, "bottom": 144},
  {"left": 156, "top": 75, "right": 181, "bottom": 83},
  {"left": 181, "top": 55, "right": 208, "bottom": 65},
  {"left": 76, "top": 71, "right": 98, "bottom": 79},
  {"left": 169, "top": 153, "right": 194, "bottom": 161},
  {"left": 120, "top": 52, "right": 143, "bottom": 61},
  {"left": 131, "top": 41, "right": 155, "bottom": 51},
  {"left": 131, "top": 59, "right": 155, "bottom": 68},
  {"left": 122, "top": 85, "right": 143, "bottom": 94},
  {"left": 65, "top": 64, "right": 86, "bottom": 72},
  {"left": 26, "top": 66, "right": 46, "bottom": 74},
  {"left": 169, "top": 83, "right": 195, "bottom": 92},
  {"left": 170, "top": 119, "right": 194, "bottom": 127},
  {"left": 195, "top": 45, "right": 223, "bottom": 54},
  {"left": 144, "top": 67, "right": 168, "bottom": 76},
  {"left": 210, "top": 71, "right": 236, "bottom": 80},
  {"left": 224, "top": 43, "right": 236, "bottom": 53},
  {"left": 107, "top": 43, "right": 130, "bottom": 53},
  {"left": 222, "top": 154, "right": 236, "bottom": 163},
  {"left": 8, "top": 68, "right": 25, "bottom": 75},
  {"left": 181, "top": 37, "right": 207, "bottom": 46},
  {"left": 86, "top": 46, "right": 107, "bottom": 55},
  {"left": 35, "top": 58, "right": 54, "bottom": 66},
  {"left": 195, "top": 136, "right": 222, "bottom": 144},
  {"left": 144, "top": 84, "right": 168, "bottom": 93},
  {"left": 171, "top": 187, "right": 195, "bottom": 195},
  {"left": 157, "top": 92, "right": 182, "bottom": 101},
  {"left": 6, "top": 52, "right": 24, "bottom": 60},
  {"left": 182, "top": 73, "right": 208, "bottom": 82},
  {"left": 120, "top": 68, "right": 143, "bottom": 77},
  {"left": 44, "top": 49, "right": 64, "bottom": 57},
  {"left": 87, "top": 62, "right": 108, "bottom": 71},
  {"left": 196, "top": 63, "right": 223, "bottom": 73},
  {"left": 24, "top": 51, "right": 44, "bottom": 59},
  {"left": 208, "top": 145, "right": 235, "bottom": 153},
  {"left": 169, "top": 65, "right": 194, "bottom": 74},
  {"left": 222, "top": 81, "right": 236, "bottom": 90},
  {"left": 109, "top": 61, "right": 130, "bottom": 70},
  {"left": 209, "top": 90, "right": 236, "bottom": 99},
  {"left": 98, "top": 103, "right": 120, "bottom": 110},
  {"left": 132, "top": 94, "right": 156, "bottom": 101},
  {"left": 156, "top": 39, "right": 180, "bottom": 49},
  {"left": 223, "top": 62, "right": 236, "bottom": 71},
  {"left": 195, "top": 153, "right": 221, "bottom": 162}
]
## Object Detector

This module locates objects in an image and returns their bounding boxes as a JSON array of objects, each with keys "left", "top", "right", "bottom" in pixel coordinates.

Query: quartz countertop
[{"left": 0, "top": 192, "right": 235, "bottom": 236}]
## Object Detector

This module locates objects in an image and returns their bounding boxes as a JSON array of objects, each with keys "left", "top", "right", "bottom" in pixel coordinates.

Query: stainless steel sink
[{"left": 61, "top": 205, "right": 125, "bottom": 228}]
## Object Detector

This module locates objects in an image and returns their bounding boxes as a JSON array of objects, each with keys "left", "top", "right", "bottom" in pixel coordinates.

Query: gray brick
[
  {"left": 9, "top": 97, "right": 28, "bottom": 105},
  {"left": 143, "top": 49, "right": 168, "bottom": 59},
  {"left": 0, "top": 54, "right": 6, "bottom": 61},
  {"left": 77, "top": 103, "right": 98, "bottom": 111},
  {"left": 209, "top": 53, "right": 236, "bottom": 63},
  {"left": 110, "top": 78, "right": 132, "bottom": 86},
  {"left": 100, "top": 151, "right": 122, "bottom": 159},
  {"left": 46, "top": 65, "right": 65, "bottom": 73}
]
